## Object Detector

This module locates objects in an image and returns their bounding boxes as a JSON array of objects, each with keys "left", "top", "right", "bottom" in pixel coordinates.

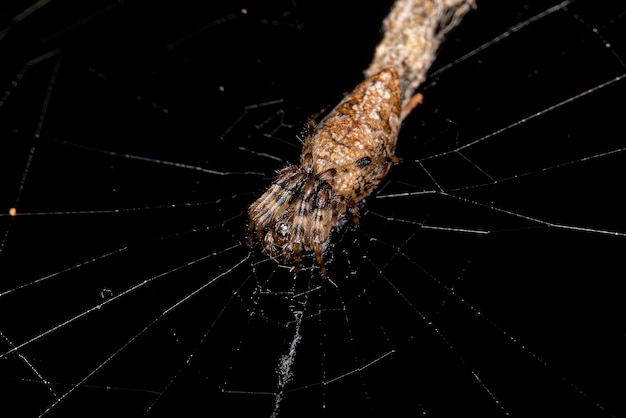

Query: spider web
[{"left": 1, "top": 0, "right": 625, "bottom": 417}]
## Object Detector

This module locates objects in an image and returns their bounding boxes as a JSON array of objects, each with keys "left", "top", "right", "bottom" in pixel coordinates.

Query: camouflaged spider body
[{"left": 248, "top": 68, "right": 403, "bottom": 276}]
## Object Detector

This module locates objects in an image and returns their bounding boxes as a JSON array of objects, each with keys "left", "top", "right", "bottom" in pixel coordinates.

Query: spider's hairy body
[{"left": 248, "top": 67, "right": 402, "bottom": 276}]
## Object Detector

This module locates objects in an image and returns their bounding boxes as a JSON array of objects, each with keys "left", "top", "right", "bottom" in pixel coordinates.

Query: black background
[{"left": 1, "top": 1, "right": 625, "bottom": 417}]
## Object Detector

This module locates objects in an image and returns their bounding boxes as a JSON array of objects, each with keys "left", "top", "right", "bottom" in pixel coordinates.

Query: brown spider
[{"left": 248, "top": 67, "right": 416, "bottom": 277}]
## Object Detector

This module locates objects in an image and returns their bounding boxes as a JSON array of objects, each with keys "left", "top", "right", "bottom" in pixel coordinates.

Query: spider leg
[
  {"left": 347, "top": 199, "right": 359, "bottom": 225},
  {"left": 311, "top": 210, "right": 328, "bottom": 277},
  {"left": 292, "top": 240, "right": 302, "bottom": 275},
  {"left": 287, "top": 192, "right": 306, "bottom": 275},
  {"left": 291, "top": 207, "right": 304, "bottom": 274},
  {"left": 312, "top": 185, "right": 333, "bottom": 277},
  {"left": 312, "top": 239, "right": 327, "bottom": 277},
  {"left": 249, "top": 166, "right": 305, "bottom": 249},
  {"left": 249, "top": 165, "right": 301, "bottom": 217},
  {"left": 249, "top": 187, "right": 278, "bottom": 243},
  {"left": 250, "top": 175, "right": 293, "bottom": 220}
]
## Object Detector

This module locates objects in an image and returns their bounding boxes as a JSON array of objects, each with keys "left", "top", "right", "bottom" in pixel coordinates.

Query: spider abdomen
[{"left": 306, "top": 67, "right": 402, "bottom": 201}]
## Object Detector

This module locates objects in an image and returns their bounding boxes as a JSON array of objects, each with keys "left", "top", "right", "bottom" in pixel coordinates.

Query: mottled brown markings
[{"left": 248, "top": 68, "right": 403, "bottom": 277}]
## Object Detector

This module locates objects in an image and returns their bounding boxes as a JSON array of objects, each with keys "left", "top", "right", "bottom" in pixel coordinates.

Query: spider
[{"left": 248, "top": 67, "right": 418, "bottom": 277}]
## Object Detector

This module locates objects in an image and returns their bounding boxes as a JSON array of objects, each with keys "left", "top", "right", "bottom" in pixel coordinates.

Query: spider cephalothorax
[{"left": 248, "top": 67, "right": 403, "bottom": 276}]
